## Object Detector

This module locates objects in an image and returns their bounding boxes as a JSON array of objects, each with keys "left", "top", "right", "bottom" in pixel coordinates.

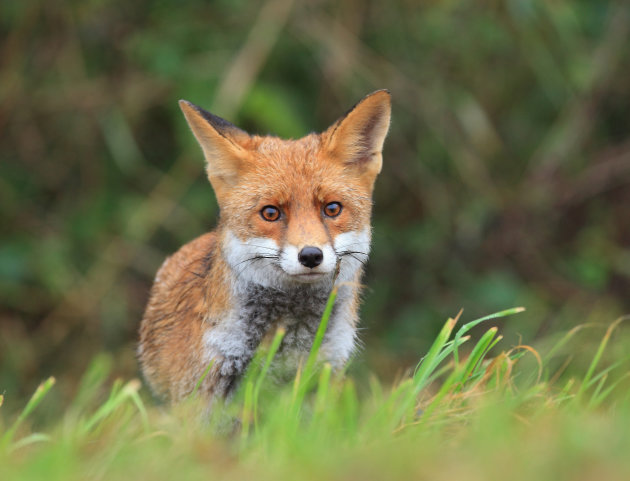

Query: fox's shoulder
[{"left": 153, "top": 232, "right": 217, "bottom": 291}]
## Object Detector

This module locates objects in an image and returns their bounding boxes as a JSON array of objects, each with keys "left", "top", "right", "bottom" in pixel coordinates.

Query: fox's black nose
[{"left": 298, "top": 246, "right": 323, "bottom": 268}]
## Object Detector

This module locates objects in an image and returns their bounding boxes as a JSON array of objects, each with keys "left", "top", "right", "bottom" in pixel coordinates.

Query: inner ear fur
[
  {"left": 324, "top": 90, "right": 391, "bottom": 183},
  {"left": 179, "top": 100, "right": 250, "bottom": 194}
]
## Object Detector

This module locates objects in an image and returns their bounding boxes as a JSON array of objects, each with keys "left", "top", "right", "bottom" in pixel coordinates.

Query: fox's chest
[
  {"left": 203, "top": 282, "right": 350, "bottom": 396},
  {"left": 239, "top": 283, "right": 334, "bottom": 352}
]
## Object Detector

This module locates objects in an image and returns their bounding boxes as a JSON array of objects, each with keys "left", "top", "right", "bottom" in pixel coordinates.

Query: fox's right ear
[{"left": 179, "top": 100, "right": 250, "bottom": 195}]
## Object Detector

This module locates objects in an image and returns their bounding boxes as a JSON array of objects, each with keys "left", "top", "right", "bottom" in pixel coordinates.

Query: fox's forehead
[
  {"left": 236, "top": 135, "right": 370, "bottom": 206},
  {"left": 252, "top": 132, "right": 321, "bottom": 154}
]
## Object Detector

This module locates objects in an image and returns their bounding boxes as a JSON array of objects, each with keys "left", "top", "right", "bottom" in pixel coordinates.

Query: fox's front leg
[
  {"left": 318, "top": 293, "right": 359, "bottom": 369},
  {"left": 201, "top": 311, "right": 271, "bottom": 397}
]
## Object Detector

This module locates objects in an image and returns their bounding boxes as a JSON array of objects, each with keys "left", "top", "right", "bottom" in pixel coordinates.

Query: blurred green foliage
[{"left": 1, "top": 0, "right": 629, "bottom": 405}]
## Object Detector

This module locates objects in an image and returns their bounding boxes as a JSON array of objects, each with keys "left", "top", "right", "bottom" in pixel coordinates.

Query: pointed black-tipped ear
[
  {"left": 324, "top": 90, "right": 391, "bottom": 186},
  {"left": 179, "top": 100, "right": 250, "bottom": 196}
]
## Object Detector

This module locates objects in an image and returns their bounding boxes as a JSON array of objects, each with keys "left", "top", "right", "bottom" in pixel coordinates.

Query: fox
[{"left": 138, "top": 90, "right": 391, "bottom": 404}]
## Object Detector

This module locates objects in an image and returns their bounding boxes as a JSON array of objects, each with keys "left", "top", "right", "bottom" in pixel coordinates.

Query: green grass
[{"left": 2, "top": 301, "right": 630, "bottom": 481}]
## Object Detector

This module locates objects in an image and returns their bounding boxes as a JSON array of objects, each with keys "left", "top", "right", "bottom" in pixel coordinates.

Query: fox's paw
[{"left": 218, "top": 355, "right": 248, "bottom": 377}]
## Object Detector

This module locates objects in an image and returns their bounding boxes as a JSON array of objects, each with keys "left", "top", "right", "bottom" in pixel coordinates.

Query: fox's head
[{"left": 179, "top": 91, "right": 391, "bottom": 288}]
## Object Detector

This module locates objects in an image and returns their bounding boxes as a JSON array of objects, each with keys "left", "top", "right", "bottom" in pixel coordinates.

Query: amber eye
[
  {"left": 323, "top": 202, "right": 342, "bottom": 218},
  {"left": 261, "top": 205, "right": 280, "bottom": 222}
]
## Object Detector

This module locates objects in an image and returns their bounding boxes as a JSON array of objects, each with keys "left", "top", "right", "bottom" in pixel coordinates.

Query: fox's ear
[
  {"left": 179, "top": 100, "right": 250, "bottom": 195},
  {"left": 324, "top": 90, "right": 391, "bottom": 186}
]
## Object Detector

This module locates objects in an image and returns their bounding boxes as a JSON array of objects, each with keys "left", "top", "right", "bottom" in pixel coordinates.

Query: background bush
[{"left": 1, "top": 0, "right": 629, "bottom": 407}]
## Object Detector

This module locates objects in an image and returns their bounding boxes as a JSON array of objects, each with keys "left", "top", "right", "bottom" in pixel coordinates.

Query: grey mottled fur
[{"left": 207, "top": 279, "right": 349, "bottom": 396}]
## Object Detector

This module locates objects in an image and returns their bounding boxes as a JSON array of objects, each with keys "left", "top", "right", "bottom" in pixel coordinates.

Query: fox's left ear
[{"left": 324, "top": 90, "right": 391, "bottom": 187}]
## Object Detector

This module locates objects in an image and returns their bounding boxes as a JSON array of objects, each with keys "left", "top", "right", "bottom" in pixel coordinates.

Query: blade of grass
[
  {"left": 7, "top": 433, "right": 51, "bottom": 453},
  {"left": 419, "top": 367, "right": 464, "bottom": 423},
  {"left": 413, "top": 336, "right": 472, "bottom": 390},
  {"left": 414, "top": 335, "right": 471, "bottom": 379},
  {"left": 313, "top": 363, "right": 333, "bottom": 416},
  {"left": 420, "top": 329, "right": 502, "bottom": 423},
  {"left": 589, "top": 372, "right": 630, "bottom": 408},
  {"left": 189, "top": 360, "right": 215, "bottom": 400},
  {"left": 240, "top": 381, "right": 255, "bottom": 443},
  {"left": 128, "top": 391, "right": 150, "bottom": 433},
  {"left": 584, "top": 357, "right": 630, "bottom": 390},
  {"left": 544, "top": 323, "right": 599, "bottom": 362},
  {"left": 413, "top": 314, "right": 459, "bottom": 393},
  {"left": 456, "top": 328, "right": 499, "bottom": 388},
  {"left": 293, "top": 283, "right": 338, "bottom": 407},
  {"left": 589, "top": 373, "right": 608, "bottom": 407},
  {"left": 423, "top": 362, "right": 459, "bottom": 389},
  {"left": 362, "top": 379, "right": 414, "bottom": 435},
  {"left": 253, "top": 327, "right": 286, "bottom": 429},
  {"left": 340, "top": 380, "right": 359, "bottom": 433},
  {"left": 560, "top": 378, "right": 576, "bottom": 399},
  {"left": 80, "top": 379, "right": 141, "bottom": 436},
  {"left": 1, "top": 376, "right": 55, "bottom": 450},
  {"left": 303, "top": 285, "right": 337, "bottom": 378},
  {"left": 72, "top": 354, "right": 113, "bottom": 412},
  {"left": 368, "top": 375, "right": 384, "bottom": 407},
  {"left": 577, "top": 315, "right": 629, "bottom": 398},
  {"left": 466, "top": 334, "right": 506, "bottom": 384},
  {"left": 453, "top": 307, "right": 524, "bottom": 365},
  {"left": 388, "top": 315, "right": 459, "bottom": 430}
]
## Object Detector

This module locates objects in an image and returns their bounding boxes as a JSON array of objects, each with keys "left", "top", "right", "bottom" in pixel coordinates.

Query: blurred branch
[
  {"left": 557, "top": 140, "right": 630, "bottom": 207},
  {"left": 212, "top": 0, "right": 294, "bottom": 115},
  {"left": 526, "top": 2, "right": 630, "bottom": 176}
]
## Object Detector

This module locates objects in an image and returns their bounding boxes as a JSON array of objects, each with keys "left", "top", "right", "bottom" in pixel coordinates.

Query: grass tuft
[{"left": 2, "top": 307, "right": 630, "bottom": 480}]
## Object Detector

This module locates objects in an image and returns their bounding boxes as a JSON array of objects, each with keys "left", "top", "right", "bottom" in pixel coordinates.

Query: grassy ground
[{"left": 2, "top": 297, "right": 630, "bottom": 481}]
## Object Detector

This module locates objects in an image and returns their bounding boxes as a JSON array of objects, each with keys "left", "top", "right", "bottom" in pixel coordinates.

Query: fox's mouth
[{"left": 289, "top": 271, "right": 330, "bottom": 283}]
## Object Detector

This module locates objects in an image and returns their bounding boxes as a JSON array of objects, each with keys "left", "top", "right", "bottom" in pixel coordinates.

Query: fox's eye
[
  {"left": 323, "top": 202, "right": 342, "bottom": 218},
  {"left": 261, "top": 205, "right": 281, "bottom": 222}
]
